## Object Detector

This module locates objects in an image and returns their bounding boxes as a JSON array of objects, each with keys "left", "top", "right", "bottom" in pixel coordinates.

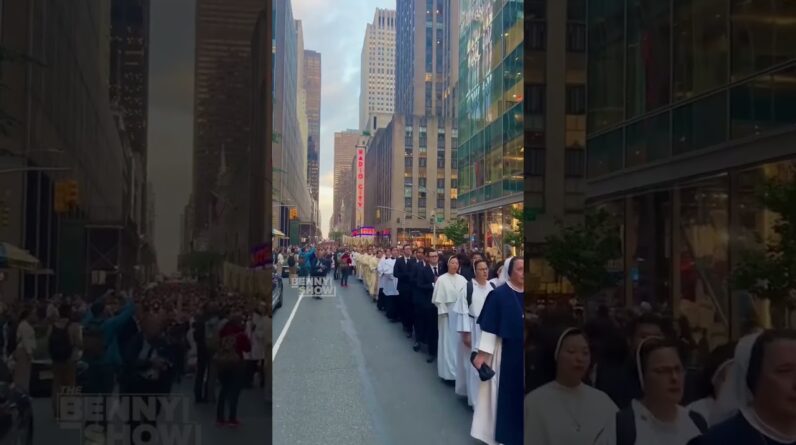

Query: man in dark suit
[
  {"left": 393, "top": 244, "right": 416, "bottom": 338},
  {"left": 411, "top": 247, "right": 429, "bottom": 353},
  {"left": 413, "top": 248, "right": 439, "bottom": 363},
  {"left": 423, "top": 250, "right": 442, "bottom": 363}
]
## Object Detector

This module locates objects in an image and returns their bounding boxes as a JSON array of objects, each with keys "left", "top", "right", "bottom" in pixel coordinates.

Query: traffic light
[
  {"left": 54, "top": 181, "right": 67, "bottom": 213},
  {"left": 64, "top": 180, "right": 79, "bottom": 208},
  {"left": 289, "top": 208, "right": 298, "bottom": 220}
]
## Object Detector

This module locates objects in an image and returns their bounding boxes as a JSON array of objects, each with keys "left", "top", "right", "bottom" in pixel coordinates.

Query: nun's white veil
[
  {"left": 496, "top": 257, "right": 512, "bottom": 286},
  {"left": 710, "top": 331, "right": 760, "bottom": 426}
]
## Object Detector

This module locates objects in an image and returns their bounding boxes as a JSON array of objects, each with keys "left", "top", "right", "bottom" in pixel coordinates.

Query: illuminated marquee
[{"left": 355, "top": 147, "right": 365, "bottom": 226}]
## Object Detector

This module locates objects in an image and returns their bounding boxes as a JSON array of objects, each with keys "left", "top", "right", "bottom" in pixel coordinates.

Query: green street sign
[{"left": 436, "top": 214, "right": 444, "bottom": 224}]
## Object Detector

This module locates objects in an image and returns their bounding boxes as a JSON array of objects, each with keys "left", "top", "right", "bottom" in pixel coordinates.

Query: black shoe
[{"left": 412, "top": 343, "right": 421, "bottom": 352}]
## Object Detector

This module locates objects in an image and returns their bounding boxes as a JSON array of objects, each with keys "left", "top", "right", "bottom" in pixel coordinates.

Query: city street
[
  {"left": 273, "top": 275, "right": 477, "bottom": 445},
  {"left": 30, "top": 379, "right": 271, "bottom": 444}
]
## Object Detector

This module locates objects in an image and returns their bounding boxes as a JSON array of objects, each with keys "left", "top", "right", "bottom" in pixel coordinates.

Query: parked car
[{"left": 272, "top": 265, "right": 283, "bottom": 312}]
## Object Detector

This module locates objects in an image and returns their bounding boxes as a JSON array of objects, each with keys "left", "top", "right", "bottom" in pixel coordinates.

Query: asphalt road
[
  {"left": 273, "top": 274, "right": 478, "bottom": 445},
  {"left": 31, "top": 376, "right": 271, "bottom": 444}
]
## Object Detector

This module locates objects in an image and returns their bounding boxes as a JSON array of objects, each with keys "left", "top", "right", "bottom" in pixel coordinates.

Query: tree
[
  {"left": 442, "top": 218, "right": 469, "bottom": 248},
  {"left": 328, "top": 231, "right": 343, "bottom": 242},
  {"left": 504, "top": 207, "right": 537, "bottom": 255},
  {"left": 732, "top": 170, "right": 796, "bottom": 328},
  {"left": 544, "top": 209, "right": 622, "bottom": 303}
]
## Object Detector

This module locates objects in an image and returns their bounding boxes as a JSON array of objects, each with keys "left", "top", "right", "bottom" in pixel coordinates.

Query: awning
[
  {"left": 272, "top": 228, "right": 286, "bottom": 237},
  {"left": 0, "top": 242, "right": 40, "bottom": 271}
]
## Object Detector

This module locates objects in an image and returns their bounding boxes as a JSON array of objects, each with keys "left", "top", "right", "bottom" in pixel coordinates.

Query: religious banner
[{"left": 355, "top": 146, "right": 365, "bottom": 227}]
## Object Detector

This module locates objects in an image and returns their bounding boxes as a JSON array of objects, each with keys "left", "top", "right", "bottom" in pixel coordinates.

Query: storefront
[
  {"left": 463, "top": 203, "right": 522, "bottom": 262},
  {"left": 590, "top": 158, "right": 796, "bottom": 347}
]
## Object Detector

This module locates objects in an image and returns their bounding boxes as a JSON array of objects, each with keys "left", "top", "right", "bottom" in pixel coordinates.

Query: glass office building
[
  {"left": 587, "top": 0, "right": 796, "bottom": 344},
  {"left": 457, "top": 0, "right": 524, "bottom": 261}
]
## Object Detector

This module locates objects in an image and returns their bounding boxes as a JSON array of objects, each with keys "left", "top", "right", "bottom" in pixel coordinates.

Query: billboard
[{"left": 355, "top": 146, "right": 365, "bottom": 227}]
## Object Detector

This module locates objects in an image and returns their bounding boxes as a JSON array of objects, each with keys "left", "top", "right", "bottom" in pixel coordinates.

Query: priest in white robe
[
  {"left": 432, "top": 256, "right": 467, "bottom": 382},
  {"left": 453, "top": 258, "right": 495, "bottom": 406}
]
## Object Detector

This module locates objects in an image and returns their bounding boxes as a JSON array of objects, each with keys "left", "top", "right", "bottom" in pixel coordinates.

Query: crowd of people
[
  {"left": 0, "top": 281, "right": 270, "bottom": 440},
  {"left": 523, "top": 304, "right": 796, "bottom": 445},
  {"left": 276, "top": 243, "right": 525, "bottom": 445}
]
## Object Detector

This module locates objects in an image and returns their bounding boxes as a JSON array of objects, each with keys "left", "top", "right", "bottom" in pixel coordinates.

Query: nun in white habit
[
  {"left": 689, "top": 330, "right": 796, "bottom": 445},
  {"left": 453, "top": 258, "right": 496, "bottom": 406},
  {"left": 432, "top": 255, "right": 468, "bottom": 382},
  {"left": 594, "top": 337, "right": 708, "bottom": 445},
  {"left": 525, "top": 328, "right": 618, "bottom": 445}
]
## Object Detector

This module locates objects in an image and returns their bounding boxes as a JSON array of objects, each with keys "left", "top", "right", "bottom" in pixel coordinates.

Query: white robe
[
  {"left": 432, "top": 272, "right": 467, "bottom": 381},
  {"left": 524, "top": 381, "right": 617, "bottom": 445},
  {"left": 471, "top": 331, "right": 502, "bottom": 445},
  {"left": 594, "top": 399, "right": 702, "bottom": 445},
  {"left": 453, "top": 279, "right": 492, "bottom": 406},
  {"left": 379, "top": 257, "right": 398, "bottom": 295}
]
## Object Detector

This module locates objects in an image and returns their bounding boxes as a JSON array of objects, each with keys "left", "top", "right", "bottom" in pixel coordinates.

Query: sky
[
  {"left": 293, "top": 0, "right": 394, "bottom": 237},
  {"left": 148, "top": 0, "right": 392, "bottom": 272},
  {"left": 148, "top": 0, "right": 195, "bottom": 274}
]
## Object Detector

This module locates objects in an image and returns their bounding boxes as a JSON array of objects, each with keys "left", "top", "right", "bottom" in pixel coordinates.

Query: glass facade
[
  {"left": 458, "top": 0, "right": 523, "bottom": 206},
  {"left": 587, "top": 0, "right": 796, "bottom": 176},
  {"left": 586, "top": 0, "right": 796, "bottom": 341},
  {"left": 457, "top": 0, "right": 523, "bottom": 260}
]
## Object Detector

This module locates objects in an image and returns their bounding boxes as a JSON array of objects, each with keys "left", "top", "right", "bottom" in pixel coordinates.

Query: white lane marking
[{"left": 273, "top": 291, "right": 304, "bottom": 361}]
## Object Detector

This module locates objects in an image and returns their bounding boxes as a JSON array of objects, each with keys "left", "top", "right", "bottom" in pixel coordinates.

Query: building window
[
  {"left": 526, "top": 21, "right": 546, "bottom": 51},
  {"left": 437, "top": 195, "right": 444, "bottom": 209},
  {"left": 566, "top": 23, "right": 586, "bottom": 52},
  {"left": 418, "top": 177, "right": 426, "bottom": 188},
  {"left": 419, "top": 157, "right": 427, "bottom": 168},
  {"left": 419, "top": 131, "right": 427, "bottom": 148},
  {"left": 673, "top": 92, "right": 727, "bottom": 155},
  {"left": 404, "top": 186, "right": 412, "bottom": 198},
  {"left": 437, "top": 133, "right": 445, "bottom": 148},
  {"left": 526, "top": 84, "right": 545, "bottom": 115},
  {"left": 731, "top": 0, "right": 796, "bottom": 80},
  {"left": 565, "top": 148, "right": 586, "bottom": 177},
  {"left": 405, "top": 156, "right": 412, "bottom": 168},
  {"left": 404, "top": 177, "right": 413, "bottom": 186},
  {"left": 405, "top": 197, "right": 412, "bottom": 209},
  {"left": 626, "top": 112, "right": 670, "bottom": 167},
  {"left": 405, "top": 128, "right": 413, "bottom": 147},
  {"left": 437, "top": 178, "right": 444, "bottom": 189},
  {"left": 588, "top": 129, "right": 623, "bottom": 177},
  {"left": 566, "top": 85, "right": 586, "bottom": 115},
  {"left": 437, "top": 150, "right": 445, "bottom": 168},
  {"left": 731, "top": 65, "right": 796, "bottom": 140},
  {"left": 526, "top": 148, "right": 545, "bottom": 176},
  {"left": 626, "top": 0, "right": 671, "bottom": 117},
  {"left": 588, "top": 0, "right": 625, "bottom": 133},
  {"left": 451, "top": 198, "right": 457, "bottom": 209}
]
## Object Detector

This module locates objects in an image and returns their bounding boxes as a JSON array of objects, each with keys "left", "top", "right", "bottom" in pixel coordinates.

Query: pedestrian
[
  {"left": 12, "top": 308, "right": 36, "bottom": 393},
  {"left": 686, "top": 342, "right": 735, "bottom": 426},
  {"left": 411, "top": 248, "right": 429, "bottom": 353},
  {"left": 48, "top": 303, "right": 82, "bottom": 415},
  {"left": 594, "top": 337, "right": 708, "bottom": 445},
  {"left": 382, "top": 248, "right": 400, "bottom": 322},
  {"left": 432, "top": 255, "right": 467, "bottom": 383},
  {"left": 122, "top": 315, "right": 175, "bottom": 443},
  {"left": 394, "top": 245, "right": 416, "bottom": 338},
  {"left": 340, "top": 250, "right": 352, "bottom": 287},
  {"left": 471, "top": 257, "right": 525, "bottom": 445},
  {"left": 215, "top": 313, "right": 251, "bottom": 427},
  {"left": 524, "top": 328, "right": 618, "bottom": 444},
  {"left": 453, "top": 258, "right": 495, "bottom": 406},
  {"left": 689, "top": 330, "right": 796, "bottom": 445}
]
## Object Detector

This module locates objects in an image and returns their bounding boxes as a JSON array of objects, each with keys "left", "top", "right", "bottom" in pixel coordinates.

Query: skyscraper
[
  {"left": 192, "top": 0, "right": 263, "bottom": 237},
  {"left": 273, "top": 0, "right": 314, "bottom": 245},
  {"left": 332, "top": 130, "right": 368, "bottom": 231},
  {"left": 250, "top": 6, "right": 273, "bottom": 253},
  {"left": 304, "top": 50, "right": 322, "bottom": 203},
  {"left": 360, "top": 9, "right": 396, "bottom": 132}
]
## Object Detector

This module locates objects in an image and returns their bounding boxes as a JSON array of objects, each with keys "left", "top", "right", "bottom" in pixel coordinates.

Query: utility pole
[{"left": 431, "top": 212, "right": 436, "bottom": 250}]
